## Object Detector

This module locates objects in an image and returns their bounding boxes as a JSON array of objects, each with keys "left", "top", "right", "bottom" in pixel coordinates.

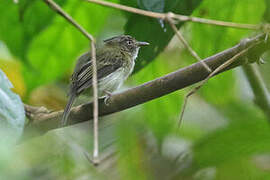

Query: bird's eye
[{"left": 127, "top": 40, "right": 132, "bottom": 45}]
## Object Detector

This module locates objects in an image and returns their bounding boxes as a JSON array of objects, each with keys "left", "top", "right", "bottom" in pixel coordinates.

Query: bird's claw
[
  {"left": 257, "top": 57, "right": 266, "bottom": 65},
  {"left": 104, "top": 91, "right": 112, "bottom": 106}
]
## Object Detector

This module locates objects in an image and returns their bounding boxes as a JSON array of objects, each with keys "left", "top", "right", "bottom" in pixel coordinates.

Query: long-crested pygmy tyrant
[{"left": 61, "top": 35, "right": 149, "bottom": 126}]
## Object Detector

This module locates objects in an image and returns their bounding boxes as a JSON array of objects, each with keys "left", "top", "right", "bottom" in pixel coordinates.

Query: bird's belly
[{"left": 98, "top": 67, "right": 131, "bottom": 96}]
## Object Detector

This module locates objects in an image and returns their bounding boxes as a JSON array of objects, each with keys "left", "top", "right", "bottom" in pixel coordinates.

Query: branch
[
  {"left": 166, "top": 17, "right": 211, "bottom": 73},
  {"left": 242, "top": 64, "right": 270, "bottom": 121},
  {"left": 85, "top": 0, "right": 260, "bottom": 30},
  {"left": 24, "top": 33, "right": 269, "bottom": 137},
  {"left": 178, "top": 39, "right": 262, "bottom": 125},
  {"left": 90, "top": 41, "right": 99, "bottom": 164}
]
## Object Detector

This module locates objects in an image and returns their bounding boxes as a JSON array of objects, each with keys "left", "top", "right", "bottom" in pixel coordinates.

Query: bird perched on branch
[{"left": 61, "top": 35, "right": 149, "bottom": 126}]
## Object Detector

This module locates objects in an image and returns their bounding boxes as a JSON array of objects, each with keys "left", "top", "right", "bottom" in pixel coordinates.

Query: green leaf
[
  {"left": 192, "top": 102, "right": 270, "bottom": 170},
  {"left": 0, "top": 0, "right": 66, "bottom": 61},
  {"left": 0, "top": 69, "right": 25, "bottom": 144},
  {"left": 215, "top": 157, "right": 270, "bottom": 180},
  {"left": 116, "top": 120, "right": 150, "bottom": 180},
  {"left": 0, "top": 0, "right": 115, "bottom": 91},
  {"left": 121, "top": 0, "right": 202, "bottom": 72},
  {"left": 264, "top": 0, "right": 270, "bottom": 22}
]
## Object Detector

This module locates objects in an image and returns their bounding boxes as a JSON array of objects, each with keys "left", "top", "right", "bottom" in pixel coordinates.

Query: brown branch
[
  {"left": 84, "top": 0, "right": 260, "bottom": 30},
  {"left": 23, "top": 33, "right": 269, "bottom": 138}
]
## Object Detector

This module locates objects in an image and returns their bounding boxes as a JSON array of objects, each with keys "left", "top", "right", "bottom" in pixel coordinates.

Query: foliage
[
  {"left": 0, "top": 69, "right": 25, "bottom": 145},
  {"left": 264, "top": 0, "right": 270, "bottom": 22},
  {"left": 0, "top": 0, "right": 270, "bottom": 179},
  {"left": 0, "top": 0, "right": 117, "bottom": 92}
]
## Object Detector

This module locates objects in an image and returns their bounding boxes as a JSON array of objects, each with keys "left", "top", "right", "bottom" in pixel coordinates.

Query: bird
[{"left": 61, "top": 35, "right": 149, "bottom": 126}]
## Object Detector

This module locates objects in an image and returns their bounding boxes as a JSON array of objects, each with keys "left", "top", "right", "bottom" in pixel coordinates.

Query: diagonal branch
[
  {"left": 44, "top": 0, "right": 94, "bottom": 41},
  {"left": 23, "top": 33, "right": 269, "bottom": 138},
  {"left": 166, "top": 17, "right": 211, "bottom": 73},
  {"left": 178, "top": 39, "right": 262, "bottom": 125}
]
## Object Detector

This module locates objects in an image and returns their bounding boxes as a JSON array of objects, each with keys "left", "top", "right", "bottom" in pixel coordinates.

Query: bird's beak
[{"left": 136, "top": 41, "right": 149, "bottom": 46}]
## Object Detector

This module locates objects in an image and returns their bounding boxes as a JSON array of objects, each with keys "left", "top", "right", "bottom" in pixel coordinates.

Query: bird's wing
[{"left": 71, "top": 52, "right": 123, "bottom": 94}]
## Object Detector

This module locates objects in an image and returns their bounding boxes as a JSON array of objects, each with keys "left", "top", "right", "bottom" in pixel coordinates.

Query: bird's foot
[{"left": 104, "top": 91, "right": 112, "bottom": 106}]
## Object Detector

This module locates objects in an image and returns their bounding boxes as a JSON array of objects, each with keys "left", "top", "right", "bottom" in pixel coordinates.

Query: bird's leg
[{"left": 104, "top": 91, "right": 112, "bottom": 106}]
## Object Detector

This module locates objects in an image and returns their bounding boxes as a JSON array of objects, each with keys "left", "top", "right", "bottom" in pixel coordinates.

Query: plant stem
[{"left": 242, "top": 64, "right": 270, "bottom": 121}]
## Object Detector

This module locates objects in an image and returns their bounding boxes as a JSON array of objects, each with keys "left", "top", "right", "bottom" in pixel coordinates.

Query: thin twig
[
  {"left": 43, "top": 0, "right": 99, "bottom": 164},
  {"left": 91, "top": 41, "right": 100, "bottom": 164},
  {"left": 85, "top": 0, "right": 260, "bottom": 30},
  {"left": 172, "top": 13, "right": 260, "bottom": 30},
  {"left": 242, "top": 64, "right": 270, "bottom": 121},
  {"left": 85, "top": 0, "right": 165, "bottom": 19},
  {"left": 178, "top": 40, "right": 263, "bottom": 126},
  {"left": 167, "top": 17, "right": 212, "bottom": 73}
]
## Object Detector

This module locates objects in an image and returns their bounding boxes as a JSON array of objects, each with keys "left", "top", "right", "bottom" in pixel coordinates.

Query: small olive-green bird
[{"left": 61, "top": 35, "right": 149, "bottom": 126}]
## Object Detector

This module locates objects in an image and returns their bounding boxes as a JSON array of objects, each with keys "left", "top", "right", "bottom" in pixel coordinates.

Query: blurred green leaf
[
  {"left": 0, "top": 69, "right": 25, "bottom": 144},
  {"left": 0, "top": 0, "right": 66, "bottom": 61},
  {"left": 259, "top": 52, "right": 270, "bottom": 90},
  {"left": 0, "top": 0, "right": 117, "bottom": 91},
  {"left": 215, "top": 156, "right": 270, "bottom": 180},
  {"left": 117, "top": 121, "right": 150, "bottom": 180},
  {"left": 264, "top": 0, "right": 270, "bottom": 22},
  {"left": 192, "top": 102, "right": 270, "bottom": 170},
  {"left": 121, "top": 0, "right": 202, "bottom": 72}
]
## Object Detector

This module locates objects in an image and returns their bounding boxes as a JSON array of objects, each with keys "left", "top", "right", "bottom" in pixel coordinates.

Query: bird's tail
[{"left": 61, "top": 93, "right": 76, "bottom": 127}]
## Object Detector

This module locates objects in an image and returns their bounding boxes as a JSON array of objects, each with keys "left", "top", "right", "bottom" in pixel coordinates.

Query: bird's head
[{"left": 103, "top": 35, "right": 149, "bottom": 59}]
